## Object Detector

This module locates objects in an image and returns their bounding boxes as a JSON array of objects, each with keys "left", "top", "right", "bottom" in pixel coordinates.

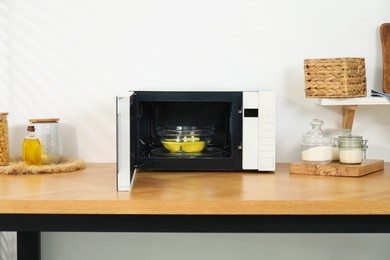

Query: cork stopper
[{"left": 27, "top": 125, "right": 35, "bottom": 132}]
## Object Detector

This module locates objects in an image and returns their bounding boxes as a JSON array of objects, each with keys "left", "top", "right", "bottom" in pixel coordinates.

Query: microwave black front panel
[
  {"left": 149, "top": 102, "right": 230, "bottom": 146},
  {"left": 130, "top": 91, "right": 243, "bottom": 171}
]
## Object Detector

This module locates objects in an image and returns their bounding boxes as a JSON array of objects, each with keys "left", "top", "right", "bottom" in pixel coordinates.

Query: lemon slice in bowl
[
  {"left": 161, "top": 140, "right": 181, "bottom": 152},
  {"left": 181, "top": 141, "right": 205, "bottom": 153}
]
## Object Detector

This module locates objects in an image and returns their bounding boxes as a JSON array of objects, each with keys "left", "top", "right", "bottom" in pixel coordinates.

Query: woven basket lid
[{"left": 0, "top": 112, "right": 9, "bottom": 116}]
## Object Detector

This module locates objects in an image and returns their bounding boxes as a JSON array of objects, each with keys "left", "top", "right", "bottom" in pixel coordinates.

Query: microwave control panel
[{"left": 242, "top": 91, "right": 275, "bottom": 171}]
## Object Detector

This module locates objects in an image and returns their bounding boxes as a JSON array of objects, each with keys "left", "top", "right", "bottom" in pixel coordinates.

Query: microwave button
[
  {"left": 260, "top": 145, "right": 274, "bottom": 152},
  {"left": 260, "top": 131, "right": 275, "bottom": 138},
  {"left": 260, "top": 157, "right": 274, "bottom": 169}
]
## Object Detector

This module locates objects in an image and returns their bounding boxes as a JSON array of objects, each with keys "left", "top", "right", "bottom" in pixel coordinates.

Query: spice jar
[
  {"left": 302, "top": 119, "right": 332, "bottom": 165},
  {"left": 0, "top": 112, "right": 9, "bottom": 166},
  {"left": 324, "top": 128, "right": 351, "bottom": 161},
  {"left": 338, "top": 136, "right": 367, "bottom": 164},
  {"left": 29, "top": 118, "right": 63, "bottom": 164}
]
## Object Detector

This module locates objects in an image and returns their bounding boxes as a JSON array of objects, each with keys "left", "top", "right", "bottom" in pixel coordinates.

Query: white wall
[
  {"left": 1, "top": 0, "right": 390, "bottom": 162},
  {"left": 1, "top": 0, "right": 390, "bottom": 260}
]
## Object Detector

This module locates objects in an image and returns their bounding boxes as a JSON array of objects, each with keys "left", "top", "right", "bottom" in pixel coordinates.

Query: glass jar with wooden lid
[{"left": 29, "top": 118, "right": 63, "bottom": 164}]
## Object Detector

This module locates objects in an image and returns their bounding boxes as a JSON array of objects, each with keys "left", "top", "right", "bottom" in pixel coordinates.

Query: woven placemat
[{"left": 0, "top": 157, "right": 86, "bottom": 174}]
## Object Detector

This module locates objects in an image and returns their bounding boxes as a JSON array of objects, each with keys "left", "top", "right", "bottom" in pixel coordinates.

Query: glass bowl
[{"left": 157, "top": 126, "right": 214, "bottom": 153}]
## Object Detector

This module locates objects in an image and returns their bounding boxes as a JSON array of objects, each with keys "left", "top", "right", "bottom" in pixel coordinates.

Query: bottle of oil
[{"left": 22, "top": 125, "right": 41, "bottom": 165}]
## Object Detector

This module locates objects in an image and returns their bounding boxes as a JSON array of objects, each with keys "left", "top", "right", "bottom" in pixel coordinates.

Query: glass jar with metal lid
[
  {"left": 338, "top": 135, "right": 367, "bottom": 164},
  {"left": 0, "top": 112, "right": 9, "bottom": 166},
  {"left": 301, "top": 119, "right": 332, "bottom": 165},
  {"left": 29, "top": 118, "right": 63, "bottom": 164}
]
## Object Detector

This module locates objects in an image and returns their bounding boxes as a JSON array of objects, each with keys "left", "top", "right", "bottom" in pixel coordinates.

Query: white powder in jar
[
  {"left": 339, "top": 148, "right": 363, "bottom": 164},
  {"left": 302, "top": 146, "right": 332, "bottom": 162}
]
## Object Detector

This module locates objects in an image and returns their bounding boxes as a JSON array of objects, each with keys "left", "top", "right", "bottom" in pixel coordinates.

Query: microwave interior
[{"left": 130, "top": 91, "right": 243, "bottom": 170}]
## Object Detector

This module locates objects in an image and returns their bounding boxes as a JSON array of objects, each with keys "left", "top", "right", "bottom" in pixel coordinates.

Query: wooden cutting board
[
  {"left": 289, "top": 159, "right": 384, "bottom": 177},
  {"left": 381, "top": 23, "right": 390, "bottom": 93}
]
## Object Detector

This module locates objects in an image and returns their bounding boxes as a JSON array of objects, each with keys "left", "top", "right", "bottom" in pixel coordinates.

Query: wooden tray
[{"left": 289, "top": 159, "right": 384, "bottom": 177}]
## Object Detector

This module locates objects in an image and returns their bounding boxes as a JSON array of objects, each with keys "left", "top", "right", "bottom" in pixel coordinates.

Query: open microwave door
[{"left": 116, "top": 91, "right": 135, "bottom": 191}]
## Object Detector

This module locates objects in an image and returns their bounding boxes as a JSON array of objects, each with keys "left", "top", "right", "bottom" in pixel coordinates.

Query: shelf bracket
[{"left": 342, "top": 105, "right": 358, "bottom": 130}]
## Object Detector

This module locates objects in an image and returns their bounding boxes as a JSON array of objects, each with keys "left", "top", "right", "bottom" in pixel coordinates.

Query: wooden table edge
[{"left": 2, "top": 200, "right": 390, "bottom": 215}]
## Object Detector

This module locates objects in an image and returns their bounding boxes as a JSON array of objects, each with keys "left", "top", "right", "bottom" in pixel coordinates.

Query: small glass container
[
  {"left": 157, "top": 126, "right": 214, "bottom": 153},
  {"left": 338, "top": 136, "right": 367, "bottom": 164},
  {"left": 301, "top": 119, "right": 332, "bottom": 165},
  {"left": 22, "top": 125, "right": 41, "bottom": 166},
  {"left": 0, "top": 112, "right": 9, "bottom": 166},
  {"left": 29, "top": 118, "right": 63, "bottom": 164},
  {"left": 324, "top": 128, "right": 351, "bottom": 161}
]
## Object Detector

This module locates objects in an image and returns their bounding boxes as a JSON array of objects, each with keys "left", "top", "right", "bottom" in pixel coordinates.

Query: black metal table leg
[{"left": 17, "top": 232, "right": 40, "bottom": 260}]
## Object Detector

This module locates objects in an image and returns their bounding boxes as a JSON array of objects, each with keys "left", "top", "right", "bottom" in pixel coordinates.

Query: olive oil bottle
[{"left": 22, "top": 125, "right": 41, "bottom": 165}]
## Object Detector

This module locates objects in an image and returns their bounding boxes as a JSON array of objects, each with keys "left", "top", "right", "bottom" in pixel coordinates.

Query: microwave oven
[{"left": 116, "top": 90, "right": 275, "bottom": 191}]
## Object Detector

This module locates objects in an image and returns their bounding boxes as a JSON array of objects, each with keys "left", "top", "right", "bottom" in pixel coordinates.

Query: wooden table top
[{"left": 1, "top": 163, "right": 390, "bottom": 215}]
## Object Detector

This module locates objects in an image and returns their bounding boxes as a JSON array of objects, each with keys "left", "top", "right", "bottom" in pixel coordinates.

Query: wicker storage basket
[{"left": 304, "top": 58, "right": 367, "bottom": 98}]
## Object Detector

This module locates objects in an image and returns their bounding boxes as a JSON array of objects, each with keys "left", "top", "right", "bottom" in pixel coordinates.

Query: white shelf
[
  {"left": 315, "top": 96, "right": 389, "bottom": 129},
  {"left": 317, "top": 96, "right": 389, "bottom": 106}
]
